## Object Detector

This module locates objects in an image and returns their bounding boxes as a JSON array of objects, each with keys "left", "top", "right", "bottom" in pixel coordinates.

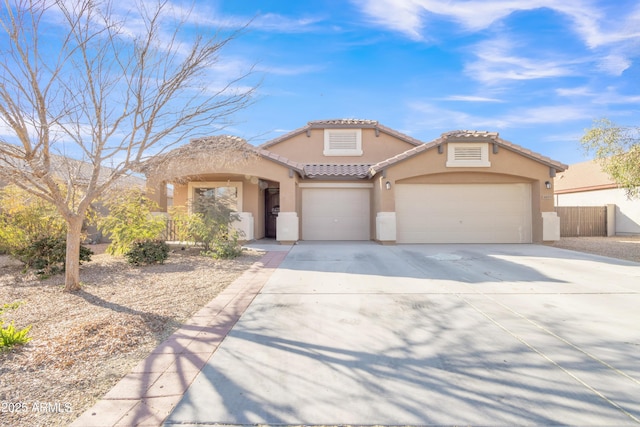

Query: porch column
[
  {"left": 232, "top": 212, "right": 254, "bottom": 241},
  {"left": 276, "top": 176, "right": 299, "bottom": 243}
]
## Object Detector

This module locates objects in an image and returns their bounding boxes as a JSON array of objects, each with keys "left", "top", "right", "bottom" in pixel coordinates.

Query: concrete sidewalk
[{"left": 71, "top": 250, "right": 289, "bottom": 427}]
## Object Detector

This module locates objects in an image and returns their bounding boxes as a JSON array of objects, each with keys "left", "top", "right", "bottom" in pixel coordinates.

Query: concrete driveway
[{"left": 165, "top": 242, "right": 640, "bottom": 426}]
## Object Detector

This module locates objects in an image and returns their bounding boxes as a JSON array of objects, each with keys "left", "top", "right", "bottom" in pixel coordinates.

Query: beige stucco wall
[
  {"left": 266, "top": 128, "right": 417, "bottom": 164},
  {"left": 374, "top": 143, "right": 556, "bottom": 242},
  {"left": 147, "top": 132, "right": 560, "bottom": 243}
]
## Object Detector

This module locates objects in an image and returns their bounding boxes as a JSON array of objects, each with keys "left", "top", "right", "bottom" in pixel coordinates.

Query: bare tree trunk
[{"left": 64, "top": 216, "right": 84, "bottom": 292}]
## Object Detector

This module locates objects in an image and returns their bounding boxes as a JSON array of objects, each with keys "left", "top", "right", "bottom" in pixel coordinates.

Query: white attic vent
[
  {"left": 454, "top": 146, "right": 483, "bottom": 161},
  {"left": 446, "top": 142, "right": 491, "bottom": 167},
  {"left": 329, "top": 131, "right": 358, "bottom": 150},
  {"left": 324, "top": 129, "right": 363, "bottom": 156}
]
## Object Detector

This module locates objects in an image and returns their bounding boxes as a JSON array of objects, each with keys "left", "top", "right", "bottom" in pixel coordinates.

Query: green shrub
[
  {"left": 202, "top": 229, "right": 243, "bottom": 259},
  {"left": 17, "top": 236, "right": 93, "bottom": 278},
  {"left": 98, "top": 189, "right": 166, "bottom": 255},
  {"left": 0, "top": 185, "right": 66, "bottom": 256},
  {"left": 124, "top": 239, "right": 169, "bottom": 266},
  {"left": 0, "top": 321, "right": 32, "bottom": 351}
]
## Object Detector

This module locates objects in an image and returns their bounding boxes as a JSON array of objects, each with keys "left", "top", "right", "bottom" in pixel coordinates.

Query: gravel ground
[
  {"left": 550, "top": 235, "right": 640, "bottom": 263},
  {"left": 0, "top": 245, "right": 263, "bottom": 427}
]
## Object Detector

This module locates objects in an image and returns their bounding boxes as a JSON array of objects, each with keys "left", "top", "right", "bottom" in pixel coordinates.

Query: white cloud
[
  {"left": 507, "top": 105, "right": 594, "bottom": 124},
  {"left": 465, "top": 37, "right": 579, "bottom": 84},
  {"left": 351, "top": 0, "right": 425, "bottom": 40},
  {"left": 440, "top": 95, "right": 505, "bottom": 102},
  {"left": 409, "top": 101, "right": 595, "bottom": 131},
  {"left": 555, "top": 86, "right": 593, "bottom": 97},
  {"left": 408, "top": 101, "right": 508, "bottom": 129},
  {"left": 353, "top": 0, "right": 640, "bottom": 45},
  {"left": 256, "top": 64, "right": 325, "bottom": 76},
  {"left": 556, "top": 86, "right": 640, "bottom": 105},
  {"left": 597, "top": 53, "right": 633, "bottom": 75},
  {"left": 353, "top": 0, "right": 640, "bottom": 75}
]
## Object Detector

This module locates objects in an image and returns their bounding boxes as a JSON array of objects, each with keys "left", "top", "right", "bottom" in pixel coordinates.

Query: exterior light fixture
[
  {"left": 385, "top": 181, "right": 391, "bottom": 190},
  {"left": 545, "top": 181, "right": 551, "bottom": 189}
]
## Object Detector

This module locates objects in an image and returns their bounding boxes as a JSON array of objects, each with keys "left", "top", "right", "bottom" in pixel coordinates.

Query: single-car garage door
[
  {"left": 396, "top": 183, "right": 532, "bottom": 243},
  {"left": 302, "top": 187, "right": 370, "bottom": 240}
]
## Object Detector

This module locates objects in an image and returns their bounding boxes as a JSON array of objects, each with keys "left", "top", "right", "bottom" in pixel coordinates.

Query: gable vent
[
  {"left": 446, "top": 142, "right": 490, "bottom": 167},
  {"left": 454, "top": 146, "right": 483, "bottom": 161},
  {"left": 324, "top": 129, "right": 363, "bottom": 156},
  {"left": 328, "top": 131, "right": 358, "bottom": 150}
]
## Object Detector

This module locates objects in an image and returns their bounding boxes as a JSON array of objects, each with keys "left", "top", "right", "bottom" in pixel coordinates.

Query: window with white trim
[
  {"left": 446, "top": 142, "right": 491, "bottom": 167},
  {"left": 187, "top": 181, "right": 243, "bottom": 213},
  {"left": 323, "top": 129, "right": 363, "bottom": 156}
]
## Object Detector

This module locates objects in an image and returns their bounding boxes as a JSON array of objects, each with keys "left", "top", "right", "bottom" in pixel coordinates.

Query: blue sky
[
  {"left": 2, "top": 1, "right": 639, "bottom": 166},
  {"left": 192, "top": 0, "right": 640, "bottom": 165}
]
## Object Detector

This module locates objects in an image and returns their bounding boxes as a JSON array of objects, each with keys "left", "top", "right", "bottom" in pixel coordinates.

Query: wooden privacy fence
[{"left": 555, "top": 206, "right": 607, "bottom": 237}]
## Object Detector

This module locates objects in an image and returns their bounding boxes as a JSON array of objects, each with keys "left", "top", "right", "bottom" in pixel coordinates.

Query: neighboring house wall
[
  {"left": 556, "top": 189, "right": 640, "bottom": 235},
  {"left": 554, "top": 159, "right": 640, "bottom": 235}
]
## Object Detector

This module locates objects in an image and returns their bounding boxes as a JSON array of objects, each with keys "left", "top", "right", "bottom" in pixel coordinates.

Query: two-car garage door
[{"left": 396, "top": 183, "right": 532, "bottom": 243}]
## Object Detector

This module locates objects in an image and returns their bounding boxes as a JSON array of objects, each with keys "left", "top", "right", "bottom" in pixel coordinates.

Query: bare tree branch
[{"left": 0, "top": 0, "right": 257, "bottom": 290}]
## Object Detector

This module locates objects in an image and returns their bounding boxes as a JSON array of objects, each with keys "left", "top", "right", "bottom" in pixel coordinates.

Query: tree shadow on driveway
[{"left": 167, "top": 292, "right": 640, "bottom": 426}]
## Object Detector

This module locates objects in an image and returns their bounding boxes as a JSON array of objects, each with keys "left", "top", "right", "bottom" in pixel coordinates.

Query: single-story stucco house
[
  {"left": 146, "top": 119, "right": 567, "bottom": 244},
  {"left": 554, "top": 159, "right": 640, "bottom": 235}
]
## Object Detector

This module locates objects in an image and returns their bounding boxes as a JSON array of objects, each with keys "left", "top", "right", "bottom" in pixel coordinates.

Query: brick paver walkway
[{"left": 70, "top": 251, "right": 289, "bottom": 427}]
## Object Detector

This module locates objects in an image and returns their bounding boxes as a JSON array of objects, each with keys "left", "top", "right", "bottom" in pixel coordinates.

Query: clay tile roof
[
  {"left": 308, "top": 119, "right": 379, "bottom": 127},
  {"left": 443, "top": 130, "right": 500, "bottom": 139},
  {"left": 370, "top": 130, "right": 567, "bottom": 176},
  {"left": 303, "top": 164, "right": 372, "bottom": 178},
  {"left": 554, "top": 159, "right": 616, "bottom": 193},
  {"left": 255, "top": 148, "right": 305, "bottom": 173},
  {"left": 260, "top": 119, "right": 424, "bottom": 149}
]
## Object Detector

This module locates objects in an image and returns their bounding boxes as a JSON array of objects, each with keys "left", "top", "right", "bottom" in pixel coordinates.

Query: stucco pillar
[
  {"left": 276, "top": 212, "right": 299, "bottom": 243},
  {"left": 232, "top": 212, "right": 254, "bottom": 241},
  {"left": 376, "top": 212, "right": 396, "bottom": 243},
  {"left": 275, "top": 175, "right": 299, "bottom": 243},
  {"left": 606, "top": 204, "right": 616, "bottom": 236},
  {"left": 542, "top": 212, "right": 560, "bottom": 241}
]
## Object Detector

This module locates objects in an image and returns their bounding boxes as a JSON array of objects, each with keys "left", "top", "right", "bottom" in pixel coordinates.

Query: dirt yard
[
  {"left": 550, "top": 235, "right": 640, "bottom": 263},
  {"left": 0, "top": 246, "right": 263, "bottom": 427}
]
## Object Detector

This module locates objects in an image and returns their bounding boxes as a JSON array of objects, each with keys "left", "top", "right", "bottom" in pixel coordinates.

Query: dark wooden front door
[{"left": 265, "top": 188, "right": 280, "bottom": 238}]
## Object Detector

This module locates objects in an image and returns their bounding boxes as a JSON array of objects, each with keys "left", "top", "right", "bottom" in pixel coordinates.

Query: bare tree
[{"left": 0, "top": 0, "right": 256, "bottom": 291}]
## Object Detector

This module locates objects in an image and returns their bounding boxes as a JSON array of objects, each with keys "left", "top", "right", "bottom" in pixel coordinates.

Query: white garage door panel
[
  {"left": 396, "top": 183, "right": 532, "bottom": 243},
  {"left": 302, "top": 188, "right": 370, "bottom": 240}
]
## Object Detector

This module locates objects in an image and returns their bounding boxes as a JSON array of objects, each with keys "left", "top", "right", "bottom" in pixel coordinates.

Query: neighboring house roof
[
  {"left": 554, "top": 159, "right": 617, "bottom": 194},
  {"left": 0, "top": 142, "right": 145, "bottom": 190},
  {"left": 369, "top": 130, "right": 568, "bottom": 176},
  {"left": 259, "top": 119, "right": 425, "bottom": 149}
]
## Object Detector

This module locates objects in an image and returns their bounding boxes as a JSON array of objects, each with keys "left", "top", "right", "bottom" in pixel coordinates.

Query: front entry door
[{"left": 265, "top": 188, "right": 280, "bottom": 239}]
